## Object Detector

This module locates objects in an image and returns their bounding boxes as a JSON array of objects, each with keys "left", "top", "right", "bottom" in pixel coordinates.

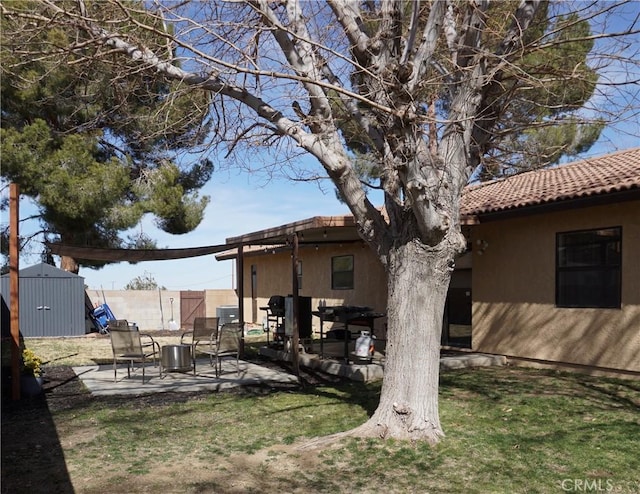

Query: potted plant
[{"left": 21, "top": 348, "right": 44, "bottom": 397}]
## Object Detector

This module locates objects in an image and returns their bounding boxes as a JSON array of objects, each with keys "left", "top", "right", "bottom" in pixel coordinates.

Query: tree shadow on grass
[
  {"left": 1, "top": 371, "right": 75, "bottom": 494},
  {"left": 439, "top": 366, "right": 640, "bottom": 413},
  {"left": 248, "top": 355, "right": 381, "bottom": 416}
]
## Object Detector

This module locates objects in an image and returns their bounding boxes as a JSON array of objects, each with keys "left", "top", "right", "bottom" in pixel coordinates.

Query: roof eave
[
  {"left": 225, "top": 214, "right": 359, "bottom": 245},
  {"left": 470, "top": 188, "right": 640, "bottom": 223}
]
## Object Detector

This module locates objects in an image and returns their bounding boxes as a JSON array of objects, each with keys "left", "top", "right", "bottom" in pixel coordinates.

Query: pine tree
[{"left": 0, "top": 0, "right": 213, "bottom": 273}]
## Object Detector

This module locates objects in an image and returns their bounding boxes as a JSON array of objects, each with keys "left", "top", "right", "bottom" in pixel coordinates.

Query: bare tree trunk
[{"left": 354, "top": 240, "right": 451, "bottom": 443}]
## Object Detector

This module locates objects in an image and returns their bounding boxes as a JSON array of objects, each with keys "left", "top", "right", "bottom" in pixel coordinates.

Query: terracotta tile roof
[{"left": 461, "top": 147, "right": 640, "bottom": 218}]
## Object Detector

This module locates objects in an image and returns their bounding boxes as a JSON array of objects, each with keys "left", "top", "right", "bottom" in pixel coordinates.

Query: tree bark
[
  {"left": 353, "top": 240, "right": 452, "bottom": 443},
  {"left": 60, "top": 255, "right": 79, "bottom": 274}
]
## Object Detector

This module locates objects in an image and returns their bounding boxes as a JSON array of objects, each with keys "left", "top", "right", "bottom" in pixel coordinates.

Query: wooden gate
[{"left": 180, "top": 291, "right": 205, "bottom": 330}]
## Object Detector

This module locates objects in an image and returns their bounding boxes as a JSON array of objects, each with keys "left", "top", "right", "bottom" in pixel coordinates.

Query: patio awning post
[
  {"left": 237, "top": 244, "right": 245, "bottom": 356},
  {"left": 291, "top": 233, "right": 301, "bottom": 382}
]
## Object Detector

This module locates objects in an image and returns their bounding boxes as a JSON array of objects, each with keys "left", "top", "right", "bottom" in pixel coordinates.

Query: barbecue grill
[
  {"left": 260, "top": 295, "right": 286, "bottom": 345},
  {"left": 265, "top": 295, "right": 285, "bottom": 316}
]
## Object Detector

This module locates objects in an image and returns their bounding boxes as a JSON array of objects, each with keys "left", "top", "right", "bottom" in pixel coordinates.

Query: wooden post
[
  {"left": 291, "top": 233, "right": 301, "bottom": 382},
  {"left": 236, "top": 244, "right": 245, "bottom": 356},
  {"left": 9, "top": 183, "right": 21, "bottom": 400}
]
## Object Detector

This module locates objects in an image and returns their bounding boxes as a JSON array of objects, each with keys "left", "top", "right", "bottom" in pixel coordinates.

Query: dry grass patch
[{"left": 23, "top": 333, "right": 185, "bottom": 366}]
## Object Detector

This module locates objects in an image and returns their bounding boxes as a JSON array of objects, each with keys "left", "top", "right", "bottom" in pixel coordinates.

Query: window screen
[{"left": 331, "top": 255, "right": 354, "bottom": 290}]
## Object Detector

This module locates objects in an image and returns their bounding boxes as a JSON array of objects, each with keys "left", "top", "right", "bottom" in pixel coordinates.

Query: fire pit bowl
[{"left": 161, "top": 344, "right": 192, "bottom": 374}]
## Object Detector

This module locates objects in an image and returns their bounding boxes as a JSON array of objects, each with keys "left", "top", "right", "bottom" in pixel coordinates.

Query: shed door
[
  {"left": 180, "top": 291, "right": 205, "bottom": 330},
  {"left": 33, "top": 282, "right": 54, "bottom": 337},
  {"left": 20, "top": 271, "right": 54, "bottom": 337},
  {"left": 20, "top": 277, "right": 54, "bottom": 337},
  {"left": 24, "top": 273, "right": 83, "bottom": 337},
  {"left": 24, "top": 278, "right": 80, "bottom": 337}
]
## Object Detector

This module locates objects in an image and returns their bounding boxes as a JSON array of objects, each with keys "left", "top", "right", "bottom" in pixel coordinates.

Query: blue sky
[{"left": 87, "top": 174, "right": 352, "bottom": 291}]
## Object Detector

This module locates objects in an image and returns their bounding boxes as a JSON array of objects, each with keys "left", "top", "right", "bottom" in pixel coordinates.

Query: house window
[
  {"left": 331, "top": 255, "right": 354, "bottom": 290},
  {"left": 556, "top": 227, "right": 621, "bottom": 308}
]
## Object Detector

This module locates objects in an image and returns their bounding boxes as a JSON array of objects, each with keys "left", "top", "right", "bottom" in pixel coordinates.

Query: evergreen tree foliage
[
  {"left": 477, "top": 7, "right": 605, "bottom": 179},
  {"left": 336, "top": 2, "right": 605, "bottom": 184},
  {"left": 0, "top": 0, "right": 214, "bottom": 272}
]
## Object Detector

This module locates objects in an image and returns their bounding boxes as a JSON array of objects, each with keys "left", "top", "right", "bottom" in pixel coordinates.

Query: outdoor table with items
[{"left": 312, "top": 306, "right": 385, "bottom": 363}]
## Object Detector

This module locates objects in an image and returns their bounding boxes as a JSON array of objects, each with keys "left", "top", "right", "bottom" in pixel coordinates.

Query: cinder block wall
[
  {"left": 205, "top": 290, "right": 240, "bottom": 318},
  {"left": 87, "top": 289, "right": 237, "bottom": 331}
]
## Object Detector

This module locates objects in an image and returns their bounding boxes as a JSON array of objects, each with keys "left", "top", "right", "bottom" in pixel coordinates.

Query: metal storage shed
[{"left": 0, "top": 263, "right": 86, "bottom": 337}]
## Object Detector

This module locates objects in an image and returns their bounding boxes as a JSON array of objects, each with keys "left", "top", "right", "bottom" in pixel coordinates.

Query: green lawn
[{"left": 5, "top": 338, "right": 640, "bottom": 493}]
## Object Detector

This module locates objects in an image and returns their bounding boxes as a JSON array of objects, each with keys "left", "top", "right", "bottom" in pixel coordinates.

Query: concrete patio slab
[
  {"left": 72, "top": 349, "right": 507, "bottom": 396},
  {"left": 73, "top": 357, "right": 299, "bottom": 396}
]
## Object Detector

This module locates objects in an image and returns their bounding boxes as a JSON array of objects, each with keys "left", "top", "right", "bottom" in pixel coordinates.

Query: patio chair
[
  {"left": 180, "top": 317, "right": 219, "bottom": 374},
  {"left": 108, "top": 319, "right": 160, "bottom": 383},
  {"left": 106, "top": 318, "right": 130, "bottom": 333},
  {"left": 215, "top": 322, "right": 242, "bottom": 377}
]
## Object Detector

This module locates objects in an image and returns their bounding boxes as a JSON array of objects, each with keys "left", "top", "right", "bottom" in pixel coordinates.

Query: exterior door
[
  {"left": 180, "top": 291, "right": 205, "bottom": 330},
  {"left": 442, "top": 269, "right": 472, "bottom": 348}
]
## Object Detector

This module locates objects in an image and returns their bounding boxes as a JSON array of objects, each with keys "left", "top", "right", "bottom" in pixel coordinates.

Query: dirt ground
[{"left": 1, "top": 353, "right": 347, "bottom": 494}]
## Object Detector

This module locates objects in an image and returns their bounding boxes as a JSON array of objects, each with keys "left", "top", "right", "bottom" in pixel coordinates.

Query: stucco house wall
[
  {"left": 471, "top": 200, "right": 640, "bottom": 373},
  {"left": 241, "top": 242, "right": 388, "bottom": 335}
]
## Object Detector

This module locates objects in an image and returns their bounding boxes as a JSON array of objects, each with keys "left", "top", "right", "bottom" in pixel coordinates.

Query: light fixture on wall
[{"left": 476, "top": 239, "right": 489, "bottom": 255}]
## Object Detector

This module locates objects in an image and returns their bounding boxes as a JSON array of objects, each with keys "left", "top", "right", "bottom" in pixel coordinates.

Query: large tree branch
[
  {"left": 317, "top": 59, "right": 387, "bottom": 152},
  {"left": 453, "top": 0, "right": 489, "bottom": 71},
  {"left": 407, "top": 0, "right": 447, "bottom": 93},
  {"left": 327, "top": 0, "right": 371, "bottom": 61},
  {"left": 252, "top": 0, "right": 333, "bottom": 131}
]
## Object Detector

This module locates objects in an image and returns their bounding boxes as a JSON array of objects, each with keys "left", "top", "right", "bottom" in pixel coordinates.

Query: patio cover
[
  {"left": 44, "top": 242, "right": 241, "bottom": 262},
  {"left": 44, "top": 214, "right": 362, "bottom": 262}
]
